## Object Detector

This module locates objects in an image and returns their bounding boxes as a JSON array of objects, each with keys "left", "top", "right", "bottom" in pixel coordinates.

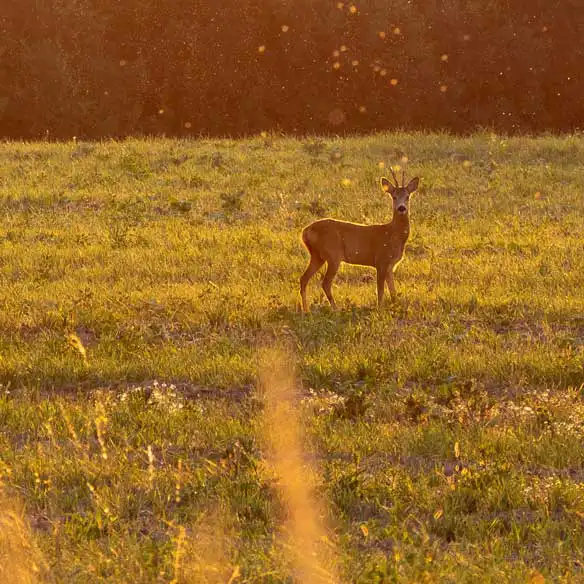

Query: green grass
[{"left": 0, "top": 132, "right": 583, "bottom": 582}]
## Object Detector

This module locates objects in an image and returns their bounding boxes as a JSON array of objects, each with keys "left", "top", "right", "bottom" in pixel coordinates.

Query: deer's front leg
[
  {"left": 376, "top": 264, "right": 389, "bottom": 307},
  {"left": 386, "top": 268, "right": 397, "bottom": 299}
]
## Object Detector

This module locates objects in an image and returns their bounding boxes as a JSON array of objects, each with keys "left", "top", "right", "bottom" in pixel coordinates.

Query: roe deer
[{"left": 300, "top": 169, "right": 420, "bottom": 312}]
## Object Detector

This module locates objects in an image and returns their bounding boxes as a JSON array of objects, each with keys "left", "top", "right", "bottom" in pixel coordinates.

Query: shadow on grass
[{"left": 268, "top": 297, "right": 410, "bottom": 336}]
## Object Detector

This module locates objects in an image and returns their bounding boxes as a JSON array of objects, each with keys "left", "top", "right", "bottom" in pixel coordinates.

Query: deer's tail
[{"left": 301, "top": 226, "right": 318, "bottom": 254}]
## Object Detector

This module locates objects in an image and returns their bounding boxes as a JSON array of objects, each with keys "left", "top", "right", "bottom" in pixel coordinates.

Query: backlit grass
[{"left": 0, "top": 133, "right": 583, "bottom": 582}]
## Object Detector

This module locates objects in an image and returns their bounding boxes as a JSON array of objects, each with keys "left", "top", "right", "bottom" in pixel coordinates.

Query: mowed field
[{"left": 0, "top": 133, "right": 583, "bottom": 583}]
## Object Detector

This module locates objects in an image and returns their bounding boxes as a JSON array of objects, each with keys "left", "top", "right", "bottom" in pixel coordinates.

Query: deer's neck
[{"left": 390, "top": 212, "right": 410, "bottom": 241}]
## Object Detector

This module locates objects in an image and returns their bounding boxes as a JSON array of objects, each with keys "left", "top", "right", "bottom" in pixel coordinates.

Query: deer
[{"left": 300, "top": 169, "right": 420, "bottom": 312}]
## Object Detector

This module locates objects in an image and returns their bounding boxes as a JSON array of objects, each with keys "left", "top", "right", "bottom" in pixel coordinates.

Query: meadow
[{"left": 0, "top": 132, "right": 583, "bottom": 583}]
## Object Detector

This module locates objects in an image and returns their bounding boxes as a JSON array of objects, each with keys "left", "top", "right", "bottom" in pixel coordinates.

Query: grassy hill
[{"left": 0, "top": 133, "right": 583, "bottom": 582}]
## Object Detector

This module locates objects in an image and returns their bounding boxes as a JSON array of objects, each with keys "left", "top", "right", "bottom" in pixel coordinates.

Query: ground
[{"left": 0, "top": 133, "right": 583, "bottom": 582}]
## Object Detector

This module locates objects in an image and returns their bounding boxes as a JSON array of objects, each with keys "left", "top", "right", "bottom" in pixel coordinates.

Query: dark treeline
[{"left": 1, "top": 0, "right": 583, "bottom": 139}]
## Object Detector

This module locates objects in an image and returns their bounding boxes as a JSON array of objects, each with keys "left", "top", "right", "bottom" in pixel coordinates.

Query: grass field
[{"left": 0, "top": 133, "right": 583, "bottom": 583}]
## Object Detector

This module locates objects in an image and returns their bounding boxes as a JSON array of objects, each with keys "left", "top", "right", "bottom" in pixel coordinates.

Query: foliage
[{"left": 1, "top": 1, "right": 583, "bottom": 138}]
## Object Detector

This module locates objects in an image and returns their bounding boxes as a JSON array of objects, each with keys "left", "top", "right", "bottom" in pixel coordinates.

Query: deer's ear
[
  {"left": 406, "top": 177, "right": 420, "bottom": 194},
  {"left": 381, "top": 177, "right": 396, "bottom": 195}
]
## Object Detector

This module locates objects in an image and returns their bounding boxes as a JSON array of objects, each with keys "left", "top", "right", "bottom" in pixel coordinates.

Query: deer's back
[{"left": 303, "top": 218, "right": 386, "bottom": 266}]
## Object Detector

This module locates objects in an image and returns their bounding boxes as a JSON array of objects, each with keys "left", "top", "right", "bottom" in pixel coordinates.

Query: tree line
[{"left": 1, "top": 0, "right": 582, "bottom": 139}]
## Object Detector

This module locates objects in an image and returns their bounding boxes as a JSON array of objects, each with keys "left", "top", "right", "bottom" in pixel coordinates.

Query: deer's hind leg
[
  {"left": 322, "top": 258, "right": 340, "bottom": 310},
  {"left": 300, "top": 254, "right": 325, "bottom": 312}
]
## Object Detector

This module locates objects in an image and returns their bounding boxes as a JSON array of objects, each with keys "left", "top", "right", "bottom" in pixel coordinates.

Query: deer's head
[{"left": 381, "top": 170, "right": 419, "bottom": 216}]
